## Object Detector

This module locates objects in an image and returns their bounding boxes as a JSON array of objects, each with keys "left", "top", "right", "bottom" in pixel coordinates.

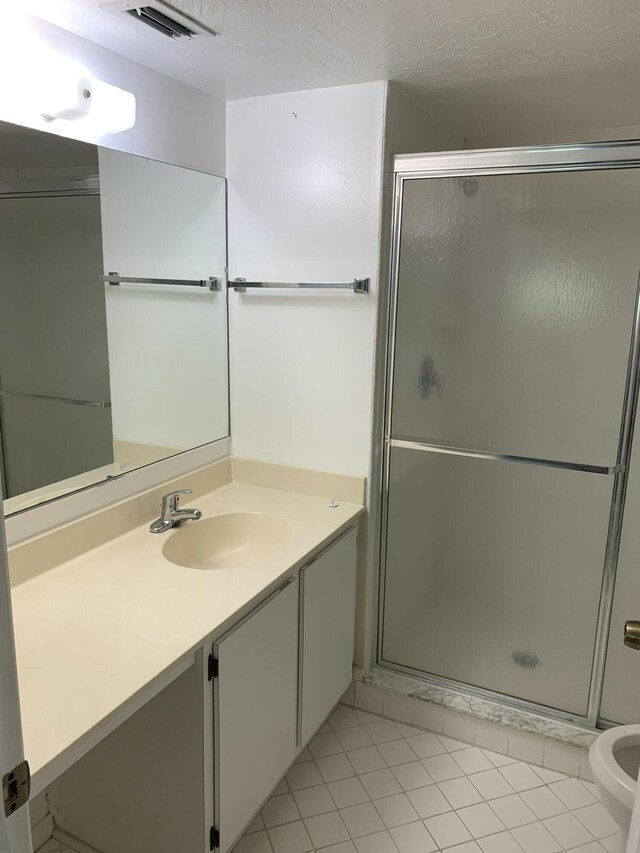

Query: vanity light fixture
[
  {"left": 39, "top": 58, "right": 136, "bottom": 134},
  {"left": 0, "top": 12, "right": 136, "bottom": 137}
]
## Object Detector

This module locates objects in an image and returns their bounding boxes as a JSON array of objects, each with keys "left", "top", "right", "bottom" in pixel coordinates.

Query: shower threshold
[{"left": 368, "top": 663, "right": 599, "bottom": 750}]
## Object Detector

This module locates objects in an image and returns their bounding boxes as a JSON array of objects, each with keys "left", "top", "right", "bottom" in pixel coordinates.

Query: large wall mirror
[{"left": 0, "top": 120, "right": 229, "bottom": 517}]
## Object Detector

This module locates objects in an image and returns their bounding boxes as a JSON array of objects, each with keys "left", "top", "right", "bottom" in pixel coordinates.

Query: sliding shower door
[{"left": 381, "top": 162, "right": 640, "bottom": 719}]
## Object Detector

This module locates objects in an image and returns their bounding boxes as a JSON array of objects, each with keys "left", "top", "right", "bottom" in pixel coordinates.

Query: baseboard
[{"left": 52, "top": 829, "right": 104, "bottom": 853}]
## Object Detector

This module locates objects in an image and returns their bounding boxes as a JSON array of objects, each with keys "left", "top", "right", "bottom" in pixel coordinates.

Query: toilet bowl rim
[{"left": 590, "top": 725, "right": 640, "bottom": 808}]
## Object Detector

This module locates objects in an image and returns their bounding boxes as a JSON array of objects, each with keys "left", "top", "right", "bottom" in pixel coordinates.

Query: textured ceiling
[{"left": 28, "top": 0, "right": 640, "bottom": 141}]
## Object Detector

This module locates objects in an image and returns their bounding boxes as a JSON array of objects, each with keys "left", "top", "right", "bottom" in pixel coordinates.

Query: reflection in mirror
[{"left": 0, "top": 121, "right": 229, "bottom": 516}]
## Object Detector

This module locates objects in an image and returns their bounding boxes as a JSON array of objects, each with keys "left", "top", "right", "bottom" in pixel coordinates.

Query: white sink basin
[{"left": 162, "top": 512, "right": 292, "bottom": 570}]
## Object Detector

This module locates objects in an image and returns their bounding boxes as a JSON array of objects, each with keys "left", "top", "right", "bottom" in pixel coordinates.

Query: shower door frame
[{"left": 376, "top": 141, "right": 640, "bottom": 729}]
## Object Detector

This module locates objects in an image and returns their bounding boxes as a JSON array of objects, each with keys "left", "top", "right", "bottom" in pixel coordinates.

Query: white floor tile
[
  {"left": 310, "top": 732, "right": 344, "bottom": 758},
  {"left": 336, "top": 727, "right": 374, "bottom": 752},
  {"left": 328, "top": 777, "right": 371, "bottom": 808},
  {"left": 477, "top": 831, "right": 524, "bottom": 852},
  {"left": 406, "top": 784, "right": 452, "bottom": 819},
  {"left": 305, "top": 811, "right": 350, "bottom": 847},
  {"left": 269, "top": 820, "right": 314, "bottom": 853},
  {"left": 355, "top": 709, "right": 384, "bottom": 725},
  {"left": 534, "top": 767, "right": 567, "bottom": 784},
  {"left": 366, "top": 721, "right": 404, "bottom": 744},
  {"left": 488, "top": 795, "right": 537, "bottom": 829},
  {"left": 389, "top": 821, "right": 438, "bottom": 853},
  {"left": 498, "top": 763, "right": 544, "bottom": 793},
  {"left": 601, "top": 832, "right": 625, "bottom": 853},
  {"left": 347, "top": 746, "right": 387, "bottom": 775},
  {"left": 340, "top": 802, "right": 385, "bottom": 838},
  {"left": 378, "top": 739, "right": 419, "bottom": 767},
  {"left": 482, "top": 750, "right": 517, "bottom": 768},
  {"left": 453, "top": 748, "right": 494, "bottom": 775},
  {"left": 468, "top": 769, "right": 514, "bottom": 800},
  {"left": 360, "top": 769, "right": 403, "bottom": 800},
  {"left": 396, "top": 723, "right": 425, "bottom": 738},
  {"left": 235, "top": 699, "right": 611, "bottom": 853},
  {"left": 438, "top": 735, "right": 471, "bottom": 752},
  {"left": 543, "top": 812, "right": 595, "bottom": 848},
  {"left": 581, "top": 780, "right": 600, "bottom": 799},
  {"left": 510, "top": 821, "right": 561, "bottom": 853},
  {"left": 329, "top": 707, "right": 361, "bottom": 730},
  {"left": 518, "top": 786, "right": 567, "bottom": 819},
  {"left": 287, "top": 762, "right": 324, "bottom": 790},
  {"left": 353, "top": 830, "right": 399, "bottom": 853},
  {"left": 439, "top": 777, "right": 485, "bottom": 809},
  {"left": 422, "top": 753, "right": 465, "bottom": 782},
  {"left": 234, "top": 830, "right": 273, "bottom": 853},
  {"left": 573, "top": 803, "right": 620, "bottom": 839},
  {"left": 374, "top": 793, "right": 419, "bottom": 828},
  {"left": 392, "top": 762, "right": 434, "bottom": 792},
  {"left": 548, "top": 778, "right": 598, "bottom": 810},
  {"left": 263, "top": 793, "right": 301, "bottom": 827},
  {"left": 293, "top": 785, "right": 337, "bottom": 818},
  {"left": 317, "top": 754, "right": 356, "bottom": 783},
  {"left": 247, "top": 813, "right": 265, "bottom": 833},
  {"left": 425, "top": 810, "right": 473, "bottom": 848},
  {"left": 457, "top": 802, "right": 506, "bottom": 838},
  {"left": 406, "top": 733, "right": 447, "bottom": 759}
]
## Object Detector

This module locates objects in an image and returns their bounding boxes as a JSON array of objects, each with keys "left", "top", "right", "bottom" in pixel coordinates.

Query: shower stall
[{"left": 377, "top": 142, "right": 640, "bottom": 728}]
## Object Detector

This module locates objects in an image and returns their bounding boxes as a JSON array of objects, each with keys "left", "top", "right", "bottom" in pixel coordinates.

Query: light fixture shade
[
  {"left": 85, "top": 78, "right": 137, "bottom": 134},
  {"left": 0, "top": 13, "right": 137, "bottom": 137},
  {"left": 39, "top": 57, "right": 94, "bottom": 122}
]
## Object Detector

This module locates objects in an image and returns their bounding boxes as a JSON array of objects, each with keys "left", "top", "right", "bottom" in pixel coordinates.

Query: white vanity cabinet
[
  {"left": 37, "top": 525, "right": 358, "bottom": 853},
  {"left": 212, "top": 526, "right": 358, "bottom": 851},
  {"left": 213, "top": 576, "right": 299, "bottom": 853},
  {"left": 298, "top": 527, "right": 358, "bottom": 746}
]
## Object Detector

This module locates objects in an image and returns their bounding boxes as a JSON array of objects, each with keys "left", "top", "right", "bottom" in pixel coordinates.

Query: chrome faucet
[{"left": 150, "top": 489, "right": 202, "bottom": 534}]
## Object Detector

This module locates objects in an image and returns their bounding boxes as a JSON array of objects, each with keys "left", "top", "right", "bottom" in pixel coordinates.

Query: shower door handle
[{"left": 624, "top": 621, "right": 640, "bottom": 650}]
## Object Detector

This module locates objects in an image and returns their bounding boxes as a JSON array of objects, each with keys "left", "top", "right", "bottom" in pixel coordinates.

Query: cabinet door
[
  {"left": 214, "top": 577, "right": 299, "bottom": 853},
  {"left": 299, "top": 528, "right": 357, "bottom": 746}
]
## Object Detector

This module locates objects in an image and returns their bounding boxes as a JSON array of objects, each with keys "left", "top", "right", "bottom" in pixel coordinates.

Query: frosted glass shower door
[
  {"left": 383, "top": 447, "right": 614, "bottom": 714},
  {"left": 391, "top": 171, "right": 640, "bottom": 465},
  {"left": 382, "top": 168, "right": 640, "bottom": 715}
]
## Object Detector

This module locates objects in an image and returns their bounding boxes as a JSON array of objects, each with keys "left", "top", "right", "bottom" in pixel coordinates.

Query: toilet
[{"left": 590, "top": 724, "right": 640, "bottom": 843}]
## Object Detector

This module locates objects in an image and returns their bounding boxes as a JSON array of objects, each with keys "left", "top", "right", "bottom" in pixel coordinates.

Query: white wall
[
  {"left": 0, "top": 16, "right": 224, "bottom": 176},
  {"left": 227, "top": 82, "right": 386, "bottom": 477}
]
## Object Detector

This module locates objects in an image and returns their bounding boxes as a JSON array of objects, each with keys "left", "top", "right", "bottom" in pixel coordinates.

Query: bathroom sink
[{"left": 161, "top": 512, "right": 292, "bottom": 570}]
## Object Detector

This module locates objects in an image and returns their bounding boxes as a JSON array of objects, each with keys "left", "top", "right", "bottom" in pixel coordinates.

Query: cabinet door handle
[{"left": 624, "top": 620, "right": 640, "bottom": 650}]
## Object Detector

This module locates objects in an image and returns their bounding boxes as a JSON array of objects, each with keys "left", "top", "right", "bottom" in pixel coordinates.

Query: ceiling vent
[{"left": 100, "top": 1, "right": 217, "bottom": 39}]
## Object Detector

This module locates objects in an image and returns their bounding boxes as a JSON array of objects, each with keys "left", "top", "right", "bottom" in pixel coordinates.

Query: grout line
[{"left": 237, "top": 702, "right": 608, "bottom": 853}]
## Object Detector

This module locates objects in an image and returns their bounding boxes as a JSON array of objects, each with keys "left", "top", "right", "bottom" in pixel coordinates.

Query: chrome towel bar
[
  {"left": 0, "top": 389, "right": 111, "bottom": 408},
  {"left": 100, "top": 272, "right": 221, "bottom": 291},
  {"left": 232, "top": 277, "right": 370, "bottom": 294}
]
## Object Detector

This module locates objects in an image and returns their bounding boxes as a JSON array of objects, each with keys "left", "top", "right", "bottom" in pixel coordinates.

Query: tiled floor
[
  {"left": 233, "top": 705, "right": 622, "bottom": 853},
  {"left": 38, "top": 841, "right": 75, "bottom": 853}
]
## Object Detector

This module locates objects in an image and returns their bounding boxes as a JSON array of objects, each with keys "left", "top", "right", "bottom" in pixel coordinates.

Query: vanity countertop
[{"left": 10, "top": 481, "right": 363, "bottom": 794}]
